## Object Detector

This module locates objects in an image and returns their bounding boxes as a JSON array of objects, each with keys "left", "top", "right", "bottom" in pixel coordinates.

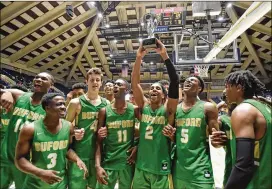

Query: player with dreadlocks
[{"left": 223, "top": 70, "right": 271, "bottom": 189}]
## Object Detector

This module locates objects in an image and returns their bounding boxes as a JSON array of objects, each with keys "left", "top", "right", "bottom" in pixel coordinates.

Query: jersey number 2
[
  {"left": 181, "top": 129, "right": 188, "bottom": 143},
  {"left": 47, "top": 153, "right": 57, "bottom": 169},
  {"left": 145, "top": 126, "right": 153, "bottom": 140}
]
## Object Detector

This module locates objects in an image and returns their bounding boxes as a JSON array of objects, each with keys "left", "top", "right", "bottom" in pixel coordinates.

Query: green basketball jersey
[
  {"left": 220, "top": 114, "right": 232, "bottom": 186},
  {"left": 73, "top": 95, "right": 108, "bottom": 160},
  {"left": 136, "top": 105, "right": 171, "bottom": 175},
  {"left": 7, "top": 92, "right": 45, "bottom": 163},
  {"left": 230, "top": 99, "right": 271, "bottom": 189},
  {"left": 174, "top": 100, "right": 214, "bottom": 183},
  {"left": 24, "top": 119, "right": 70, "bottom": 189},
  {"left": 102, "top": 102, "right": 135, "bottom": 170},
  {"left": 0, "top": 108, "right": 11, "bottom": 166}
]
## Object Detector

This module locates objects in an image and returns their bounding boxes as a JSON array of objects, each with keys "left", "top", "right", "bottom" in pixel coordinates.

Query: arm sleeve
[
  {"left": 225, "top": 138, "right": 256, "bottom": 189},
  {"left": 165, "top": 59, "right": 179, "bottom": 99}
]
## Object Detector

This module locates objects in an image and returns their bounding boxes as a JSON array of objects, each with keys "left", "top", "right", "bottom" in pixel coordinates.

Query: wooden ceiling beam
[
  {"left": 227, "top": 7, "right": 268, "bottom": 78},
  {"left": 9, "top": 8, "right": 96, "bottom": 62},
  {"left": 26, "top": 27, "right": 89, "bottom": 67},
  {"left": 0, "top": 57, "right": 64, "bottom": 83},
  {"left": 1, "top": 2, "right": 39, "bottom": 26},
  {"left": 91, "top": 34, "right": 112, "bottom": 78},
  {"left": 117, "top": 7, "right": 134, "bottom": 53},
  {"left": 249, "top": 36, "right": 271, "bottom": 51},
  {"left": 251, "top": 24, "right": 271, "bottom": 36},
  {"left": 66, "top": 18, "right": 102, "bottom": 81},
  {"left": 52, "top": 60, "right": 74, "bottom": 74},
  {"left": 84, "top": 51, "right": 96, "bottom": 68},
  {"left": 233, "top": 2, "right": 271, "bottom": 18},
  {"left": 40, "top": 46, "right": 80, "bottom": 71},
  {"left": 1, "top": 2, "right": 84, "bottom": 50},
  {"left": 66, "top": 2, "right": 109, "bottom": 82}
]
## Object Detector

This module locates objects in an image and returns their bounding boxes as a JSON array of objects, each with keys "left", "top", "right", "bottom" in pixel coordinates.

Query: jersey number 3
[{"left": 47, "top": 153, "right": 57, "bottom": 169}]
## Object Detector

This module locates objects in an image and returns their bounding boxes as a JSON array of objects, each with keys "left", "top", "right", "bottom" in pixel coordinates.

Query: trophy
[{"left": 142, "top": 13, "right": 159, "bottom": 50}]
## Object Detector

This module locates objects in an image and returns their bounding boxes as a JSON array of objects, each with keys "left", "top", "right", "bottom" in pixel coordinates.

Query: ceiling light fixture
[
  {"left": 98, "top": 13, "right": 103, "bottom": 18},
  {"left": 124, "top": 60, "right": 128, "bottom": 63},
  {"left": 141, "top": 22, "right": 144, "bottom": 26},
  {"left": 113, "top": 39, "right": 117, "bottom": 43},
  {"left": 87, "top": 1, "right": 95, "bottom": 7},
  {"left": 227, "top": 3, "right": 232, "bottom": 8},
  {"left": 105, "top": 24, "right": 110, "bottom": 28},
  {"left": 139, "top": 38, "right": 143, "bottom": 42},
  {"left": 218, "top": 16, "right": 224, "bottom": 21}
]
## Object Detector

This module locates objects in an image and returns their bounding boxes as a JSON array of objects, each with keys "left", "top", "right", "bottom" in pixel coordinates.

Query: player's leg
[
  {"left": 173, "top": 177, "right": 214, "bottom": 189},
  {"left": 68, "top": 160, "right": 88, "bottom": 189},
  {"left": 0, "top": 166, "right": 13, "bottom": 189},
  {"left": 118, "top": 165, "right": 134, "bottom": 189},
  {"left": 151, "top": 173, "right": 173, "bottom": 189},
  {"left": 96, "top": 169, "right": 118, "bottom": 189},
  {"left": 131, "top": 168, "right": 150, "bottom": 189},
  {"left": 87, "top": 160, "right": 97, "bottom": 189}
]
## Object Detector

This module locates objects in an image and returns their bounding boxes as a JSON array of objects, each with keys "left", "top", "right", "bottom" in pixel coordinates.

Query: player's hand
[
  {"left": 136, "top": 44, "right": 148, "bottom": 59},
  {"left": 127, "top": 146, "right": 137, "bottom": 165},
  {"left": 37, "top": 170, "right": 62, "bottom": 185},
  {"left": 98, "top": 127, "right": 107, "bottom": 139},
  {"left": 155, "top": 40, "right": 169, "bottom": 61},
  {"left": 76, "top": 159, "right": 88, "bottom": 179},
  {"left": 162, "top": 124, "right": 176, "bottom": 138},
  {"left": 210, "top": 128, "right": 228, "bottom": 147},
  {"left": 96, "top": 166, "right": 108, "bottom": 185},
  {"left": 0, "top": 90, "right": 14, "bottom": 112},
  {"left": 66, "top": 91, "right": 74, "bottom": 99},
  {"left": 74, "top": 128, "right": 85, "bottom": 140}
]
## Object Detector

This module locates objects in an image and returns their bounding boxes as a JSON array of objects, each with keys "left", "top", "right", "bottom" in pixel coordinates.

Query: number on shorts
[
  {"left": 145, "top": 126, "right": 153, "bottom": 140},
  {"left": 181, "top": 129, "right": 188, "bottom": 143},
  {"left": 47, "top": 153, "right": 57, "bottom": 169},
  {"left": 117, "top": 130, "right": 127, "bottom": 143},
  {"left": 90, "top": 120, "right": 98, "bottom": 132}
]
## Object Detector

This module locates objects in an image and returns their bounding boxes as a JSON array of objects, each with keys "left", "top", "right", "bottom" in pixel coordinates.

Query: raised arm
[
  {"left": 131, "top": 45, "right": 148, "bottom": 109},
  {"left": 15, "top": 123, "right": 62, "bottom": 184},
  {"left": 225, "top": 104, "right": 256, "bottom": 189},
  {"left": 156, "top": 40, "right": 179, "bottom": 125},
  {"left": 95, "top": 108, "right": 108, "bottom": 185}
]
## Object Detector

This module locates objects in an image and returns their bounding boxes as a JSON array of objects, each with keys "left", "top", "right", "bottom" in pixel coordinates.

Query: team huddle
[{"left": 0, "top": 41, "right": 271, "bottom": 189}]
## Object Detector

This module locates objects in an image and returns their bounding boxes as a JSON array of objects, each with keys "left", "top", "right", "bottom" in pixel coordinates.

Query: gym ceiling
[{"left": 0, "top": 1, "right": 271, "bottom": 87}]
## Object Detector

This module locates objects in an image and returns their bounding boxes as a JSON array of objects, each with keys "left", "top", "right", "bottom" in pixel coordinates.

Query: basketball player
[
  {"left": 104, "top": 80, "right": 115, "bottom": 103},
  {"left": 215, "top": 95, "right": 237, "bottom": 186},
  {"left": 15, "top": 93, "right": 87, "bottom": 189},
  {"left": 171, "top": 75, "right": 219, "bottom": 189},
  {"left": 131, "top": 40, "right": 179, "bottom": 189},
  {"left": 0, "top": 84, "right": 12, "bottom": 189},
  {"left": 0, "top": 72, "right": 54, "bottom": 188},
  {"left": 65, "top": 83, "right": 86, "bottom": 106},
  {"left": 223, "top": 70, "right": 271, "bottom": 189},
  {"left": 66, "top": 68, "right": 109, "bottom": 189},
  {"left": 96, "top": 78, "right": 137, "bottom": 189}
]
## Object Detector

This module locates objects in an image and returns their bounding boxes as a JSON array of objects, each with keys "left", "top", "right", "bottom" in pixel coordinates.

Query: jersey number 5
[
  {"left": 47, "top": 153, "right": 57, "bottom": 169},
  {"left": 181, "top": 129, "right": 188, "bottom": 143},
  {"left": 145, "top": 126, "right": 153, "bottom": 140}
]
